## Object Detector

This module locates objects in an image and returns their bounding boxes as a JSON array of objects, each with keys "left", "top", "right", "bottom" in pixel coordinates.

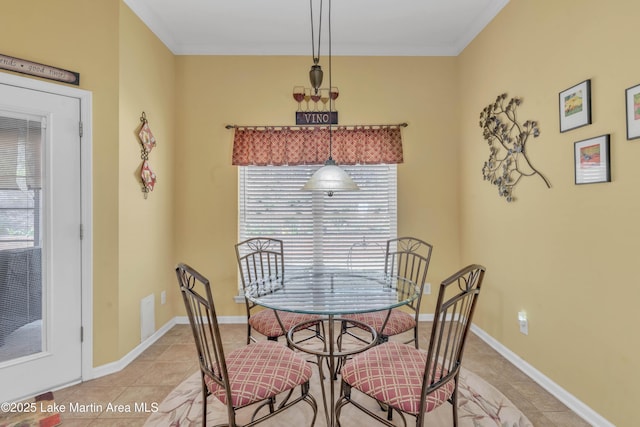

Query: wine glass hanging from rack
[{"left": 292, "top": 86, "right": 338, "bottom": 112}]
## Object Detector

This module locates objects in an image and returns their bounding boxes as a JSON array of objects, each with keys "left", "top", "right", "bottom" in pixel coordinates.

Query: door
[{"left": 0, "top": 82, "right": 82, "bottom": 402}]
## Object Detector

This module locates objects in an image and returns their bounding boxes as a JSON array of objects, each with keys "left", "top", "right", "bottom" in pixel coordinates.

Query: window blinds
[
  {"left": 239, "top": 164, "right": 397, "bottom": 275},
  {"left": 0, "top": 114, "right": 42, "bottom": 249}
]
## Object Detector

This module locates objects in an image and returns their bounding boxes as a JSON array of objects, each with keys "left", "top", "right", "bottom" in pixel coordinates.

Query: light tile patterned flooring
[{"left": 52, "top": 323, "right": 590, "bottom": 426}]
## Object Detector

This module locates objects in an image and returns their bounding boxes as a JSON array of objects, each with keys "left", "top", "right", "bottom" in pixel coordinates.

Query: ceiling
[{"left": 123, "top": 0, "right": 509, "bottom": 56}]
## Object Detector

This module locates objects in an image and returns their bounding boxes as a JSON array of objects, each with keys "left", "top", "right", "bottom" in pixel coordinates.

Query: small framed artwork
[
  {"left": 625, "top": 83, "right": 640, "bottom": 140},
  {"left": 574, "top": 134, "right": 610, "bottom": 185},
  {"left": 559, "top": 79, "right": 592, "bottom": 132}
]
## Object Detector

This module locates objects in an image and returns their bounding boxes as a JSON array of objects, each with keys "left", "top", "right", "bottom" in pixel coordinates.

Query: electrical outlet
[
  {"left": 423, "top": 283, "right": 431, "bottom": 294},
  {"left": 161, "top": 291, "right": 166, "bottom": 305},
  {"left": 518, "top": 311, "right": 528, "bottom": 335}
]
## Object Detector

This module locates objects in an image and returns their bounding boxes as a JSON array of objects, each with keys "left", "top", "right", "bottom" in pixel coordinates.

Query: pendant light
[{"left": 302, "top": 0, "right": 359, "bottom": 197}]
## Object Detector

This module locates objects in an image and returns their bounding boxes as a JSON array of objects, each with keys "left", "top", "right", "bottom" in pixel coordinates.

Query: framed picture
[
  {"left": 559, "top": 79, "right": 591, "bottom": 132},
  {"left": 625, "top": 83, "right": 640, "bottom": 140},
  {"left": 574, "top": 134, "right": 610, "bottom": 185}
]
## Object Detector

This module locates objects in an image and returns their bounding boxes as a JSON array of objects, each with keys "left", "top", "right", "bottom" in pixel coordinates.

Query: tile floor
[{"left": 51, "top": 323, "right": 590, "bottom": 426}]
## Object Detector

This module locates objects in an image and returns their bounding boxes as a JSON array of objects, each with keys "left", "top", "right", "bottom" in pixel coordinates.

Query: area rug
[
  {"left": 0, "top": 391, "right": 61, "bottom": 427},
  {"left": 145, "top": 366, "right": 532, "bottom": 426}
]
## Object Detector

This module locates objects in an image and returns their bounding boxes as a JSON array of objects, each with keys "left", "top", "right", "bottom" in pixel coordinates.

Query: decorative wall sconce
[
  {"left": 137, "top": 112, "right": 157, "bottom": 198},
  {"left": 479, "top": 94, "right": 550, "bottom": 202}
]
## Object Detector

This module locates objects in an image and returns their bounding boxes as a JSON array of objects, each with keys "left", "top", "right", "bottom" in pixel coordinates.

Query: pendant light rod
[
  {"left": 309, "top": 0, "right": 324, "bottom": 92},
  {"left": 302, "top": 0, "right": 360, "bottom": 197},
  {"left": 310, "top": 0, "right": 322, "bottom": 64},
  {"left": 327, "top": 0, "right": 333, "bottom": 160}
]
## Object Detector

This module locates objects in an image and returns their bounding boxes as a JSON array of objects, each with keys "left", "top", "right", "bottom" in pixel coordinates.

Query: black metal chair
[
  {"left": 341, "top": 237, "right": 433, "bottom": 348},
  {"left": 346, "top": 237, "right": 386, "bottom": 271},
  {"left": 176, "top": 262, "right": 318, "bottom": 427},
  {"left": 235, "top": 237, "right": 323, "bottom": 344},
  {"left": 335, "top": 264, "right": 486, "bottom": 427}
]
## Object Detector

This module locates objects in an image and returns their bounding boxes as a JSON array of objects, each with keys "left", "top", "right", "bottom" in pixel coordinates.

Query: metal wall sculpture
[
  {"left": 137, "top": 112, "right": 157, "bottom": 198},
  {"left": 479, "top": 93, "right": 550, "bottom": 202}
]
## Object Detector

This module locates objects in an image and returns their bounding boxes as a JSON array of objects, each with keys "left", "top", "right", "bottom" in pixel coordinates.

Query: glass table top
[{"left": 244, "top": 269, "right": 419, "bottom": 316}]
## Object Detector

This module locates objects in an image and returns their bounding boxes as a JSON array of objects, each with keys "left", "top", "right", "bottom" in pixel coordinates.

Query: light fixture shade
[{"left": 302, "top": 159, "right": 359, "bottom": 196}]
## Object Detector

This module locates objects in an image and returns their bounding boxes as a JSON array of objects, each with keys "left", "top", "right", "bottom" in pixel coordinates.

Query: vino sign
[
  {"left": 296, "top": 111, "right": 338, "bottom": 125},
  {"left": 0, "top": 53, "right": 80, "bottom": 85}
]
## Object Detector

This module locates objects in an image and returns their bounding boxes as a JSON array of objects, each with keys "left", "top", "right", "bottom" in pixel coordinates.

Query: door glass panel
[{"left": 0, "top": 114, "right": 43, "bottom": 363}]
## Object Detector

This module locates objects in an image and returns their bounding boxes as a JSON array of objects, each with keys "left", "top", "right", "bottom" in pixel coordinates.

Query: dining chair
[
  {"left": 341, "top": 237, "right": 433, "bottom": 348},
  {"left": 176, "top": 262, "right": 318, "bottom": 427},
  {"left": 235, "top": 237, "right": 322, "bottom": 344},
  {"left": 335, "top": 264, "right": 486, "bottom": 427},
  {"left": 346, "top": 237, "right": 385, "bottom": 271}
]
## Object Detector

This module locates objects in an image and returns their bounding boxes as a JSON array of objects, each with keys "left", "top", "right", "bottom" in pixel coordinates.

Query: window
[
  {"left": 239, "top": 164, "right": 397, "bottom": 275},
  {"left": 0, "top": 115, "right": 42, "bottom": 250}
]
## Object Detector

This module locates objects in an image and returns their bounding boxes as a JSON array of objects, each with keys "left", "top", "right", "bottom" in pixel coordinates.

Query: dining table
[{"left": 244, "top": 268, "right": 420, "bottom": 427}]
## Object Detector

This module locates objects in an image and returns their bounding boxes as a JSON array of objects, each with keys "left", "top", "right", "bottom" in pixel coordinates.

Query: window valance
[{"left": 230, "top": 124, "right": 405, "bottom": 166}]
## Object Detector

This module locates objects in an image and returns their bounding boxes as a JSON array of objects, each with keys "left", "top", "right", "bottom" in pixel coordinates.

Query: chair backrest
[
  {"left": 175, "top": 263, "right": 235, "bottom": 420},
  {"left": 235, "top": 237, "right": 285, "bottom": 289},
  {"left": 420, "top": 264, "right": 485, "bottom": 411},
  {"left": 347, "top": 237, "right": 386, "bottom": 270},
  {"left": 384, "top": 237, "right": 433, "bottom": 315}
]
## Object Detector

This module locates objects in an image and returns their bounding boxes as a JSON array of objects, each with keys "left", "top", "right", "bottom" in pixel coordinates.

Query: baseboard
[
  {"left": 470, "top": 324, "right": 613, "bottom": 427},
  {"left": 87, "top": 317, "right": 178, "bottom": 380},
  {"left": 88, "top": 316, "right": 247, "bottom": 380},
  {"left": 174, "top": 315, "right": 247, "bottom": 324}
]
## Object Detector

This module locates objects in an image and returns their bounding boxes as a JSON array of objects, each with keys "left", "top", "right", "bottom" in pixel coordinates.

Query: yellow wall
[
  {"left": 174, "top": 55, "right": 462, "bottom": 315},
  {"left": 459, "top": 0, "right": 638, "bottom": 424},
  {"left": 117, "top": 4, "right": 177, "bottom": 358}
]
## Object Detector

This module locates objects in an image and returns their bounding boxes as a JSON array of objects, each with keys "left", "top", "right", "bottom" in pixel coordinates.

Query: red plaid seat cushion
[
  {"left": 341, "top": 341, "right": 455, "bottom": 415},
  {"left": 250, "top": 309, "right": 320, "bottom": 338},
  {"left": 205, "top": 341, "right": 312, "bottom": 408},
  {"left": 342, "top": 309, "right": 416, "bottom": 336}
]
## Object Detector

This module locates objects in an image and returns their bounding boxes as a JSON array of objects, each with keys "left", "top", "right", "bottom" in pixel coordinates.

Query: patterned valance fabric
[{"left": 231, "top": 125, "right": 404, "bottom": 166}]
